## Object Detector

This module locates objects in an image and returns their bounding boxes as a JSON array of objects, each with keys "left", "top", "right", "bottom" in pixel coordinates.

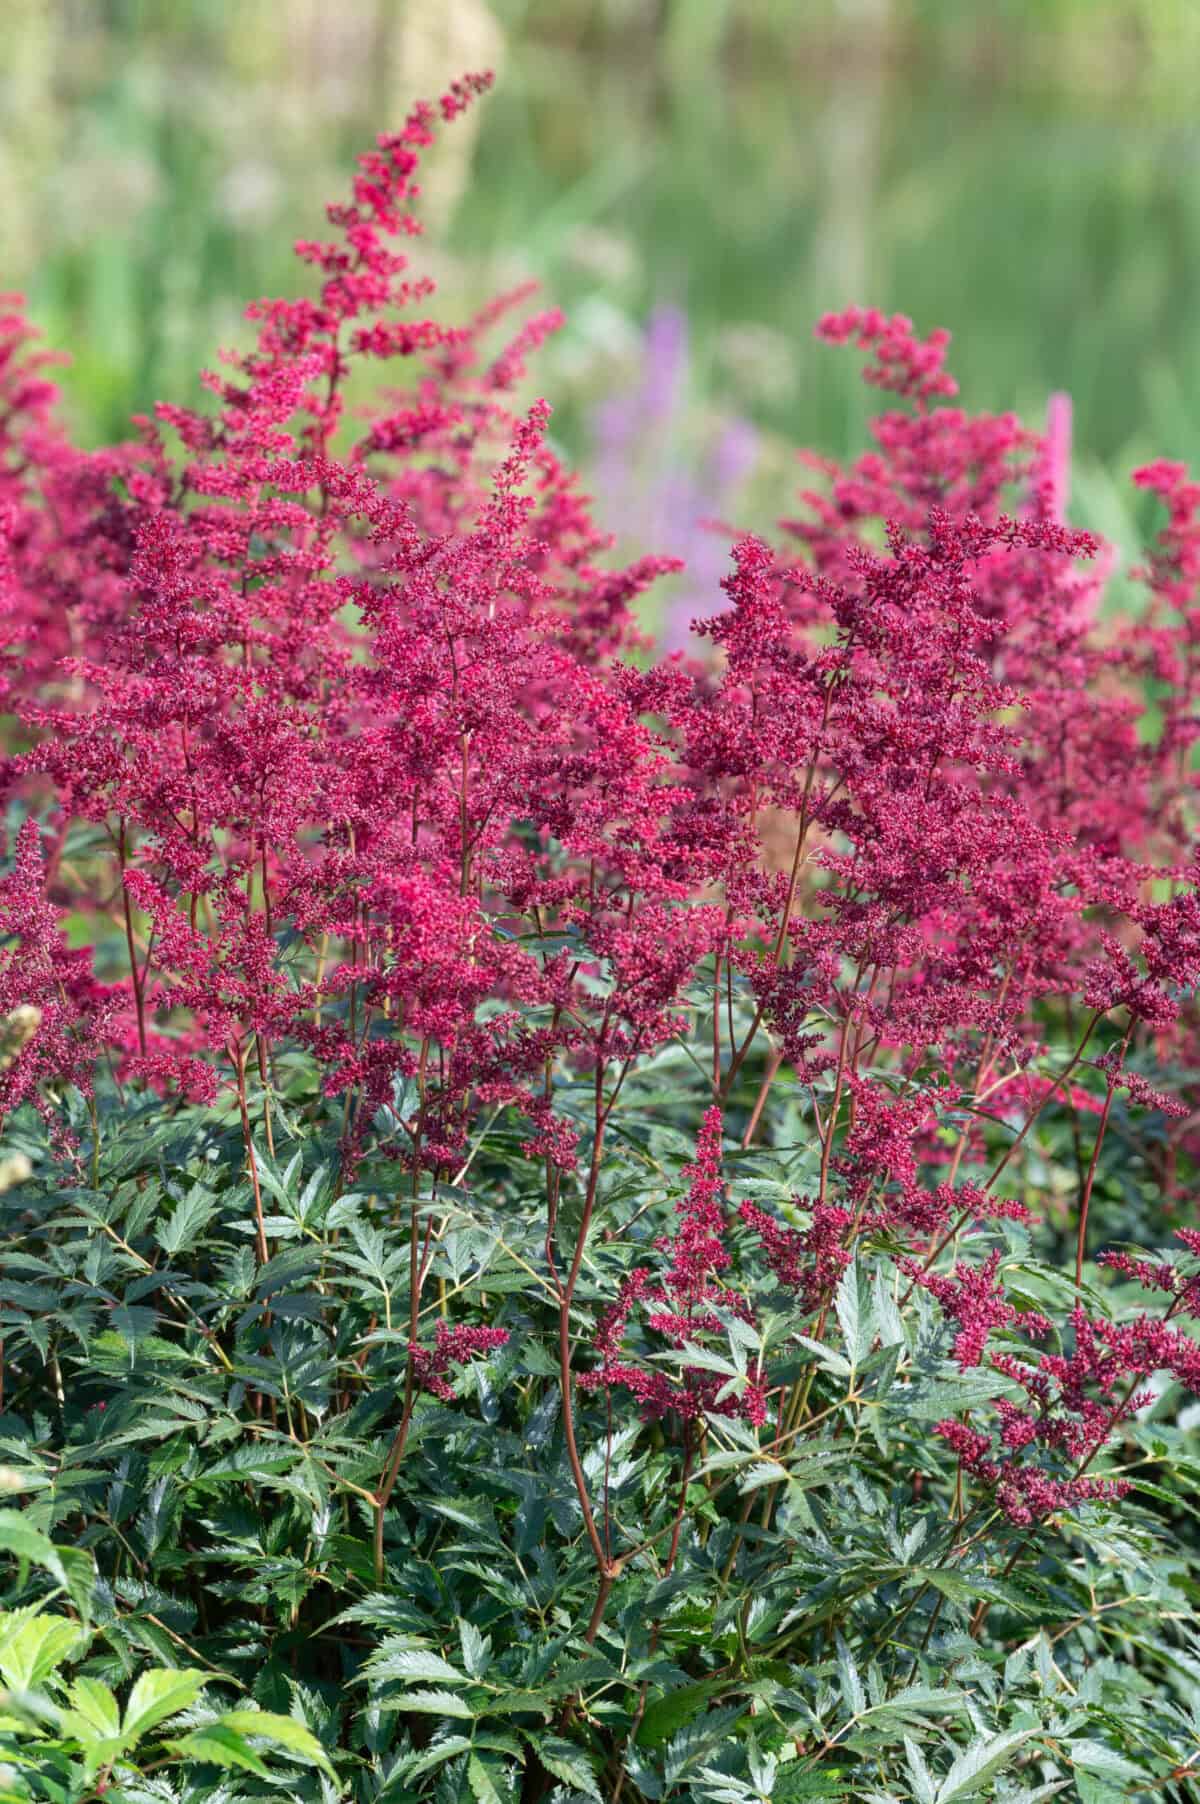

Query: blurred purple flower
[{"left": 590, "top": 305, "right": 758, "bottom": 651}]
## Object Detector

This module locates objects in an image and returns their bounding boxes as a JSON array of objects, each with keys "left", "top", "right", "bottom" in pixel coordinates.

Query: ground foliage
[{"left": 3, "top": 71, "right": 1200, "bottom": 1803}]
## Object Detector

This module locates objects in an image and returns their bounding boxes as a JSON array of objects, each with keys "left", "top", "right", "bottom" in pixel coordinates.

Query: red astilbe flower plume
[
  {"left": 814, "top": 308, "right": 959, "bottom": 405},
  {"left": 901, "top": 1249, "right": 1022, "bottom": 1370},
  {"left": 933, "top": 1417, "right": 1127, "bottom": 1528},
  {"left": 737, "top": 1197, "right": 853, "bottom": 1319},
  {"left": 6, "top": 69, "right": 697, "bottom": 1191},
  {"left": 409, "top": 1320, "right": 510, "bottom": 1402},
  {"left": 0, "top": 297, "right": 88, "bottom": 715},
  {"left": 935, "top": 1241, "right": 1200, "bottom": 1528},
  {"left": 0, "top": 822, "right": 119, "bottom": 1132},
  {"left": 583, "top": 1109, "right": 767, "bottom": 1426}
]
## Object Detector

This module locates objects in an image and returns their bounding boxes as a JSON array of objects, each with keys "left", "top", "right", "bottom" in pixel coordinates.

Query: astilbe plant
[{"left": 4, "top": 75, "right": 1200, "bottom": 1804}]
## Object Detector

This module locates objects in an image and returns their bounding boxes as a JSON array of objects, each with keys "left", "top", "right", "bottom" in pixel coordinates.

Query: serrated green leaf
[
  {"left": 154, "top": 1188, "right": 218, "bottom": 1256},
  {"left": 897, "top": 1372, "right": 1009, "bottom": 1421},
  {"left": 216, "top": 1709, "right": 333, "bottom": 1772},
  {"left": 531, "top": 1735, "right": 602, "bottom": 1800},
  {"left": 169, "top": 1722, "right": 271, "bottom": 1777},
  {"left": 66, "top": 1676, "right": 120, "bottom": 1739},
  {"left": 935, "top": 1729, "right": 1037, "bottom": 1802},
  {"left": 458, "top": 1616, "right": 492, "bottom": 1679},
  {"left": 836, "top": 1259, "right": 871, "bottom": 1366},
  {"left": 636, "top": 1680, "right": 723, "bottom": 1747},
  {"left": 467, "top": 1751, "right": 509, "bottom": 1803},
  {"left": 376, "top": 1688, "right": 476, "bottom": 1718},
  {"left": 904, "top": 1733, "right": 936, "bottom": 1804},
  {"left": 836, "top": 1632, "right": 865, "bottom": 1717},
  {"left": 122, "top": 1668, "right": 210, "bottom": 1744},
  {"left": 1068, "top": 1739, "right": 1147, "bottom": 1782},
  {"left": 0, "top": 1609, "right": 87, "bottom": 1691},
  {"left": 364, "top": 1647, "right": 468, "bottom": 1686},
  {"left": 402, "top": 1733, "right": 475, "bottom": 1778}
]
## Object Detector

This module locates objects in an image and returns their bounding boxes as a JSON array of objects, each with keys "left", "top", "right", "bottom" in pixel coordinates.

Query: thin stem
[
  {"left": 117, "top": 820, "right": 148, "bottom": 1056},
  {"left": 559, "top": 1056, "right": 619, "bottom": 1585},
  {"left": 1075, "top": 1023, "right": 1132, "bottom": 1290},
  {"left": 373, "top": 1036, "right": 431, "bottom": 1581},
  {"left": 232, "top": 1041, "right": 270, "bottom": 1266},
  {"left": 741, "top": 1046, "right": 783, "bottom": 1149}
]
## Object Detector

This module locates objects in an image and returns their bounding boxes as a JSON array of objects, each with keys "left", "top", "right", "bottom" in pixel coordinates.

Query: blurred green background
[{"left": 3, "top": 0, "right": 1199, "bottom": 568}]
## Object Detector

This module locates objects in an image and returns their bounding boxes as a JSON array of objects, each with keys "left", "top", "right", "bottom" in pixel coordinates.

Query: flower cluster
[
  {"left": 581, "top": 1108, "right": 767, "bottom": 1426},
  {"left": 935, "top": 1264, "right": 1200, "bottom": 1526},
  {"left": 410, "top": 1321, "right": 510, "bottom": 1403},
  {"left": 0, "top": 822, "right": 118, "bottom": 1133}
]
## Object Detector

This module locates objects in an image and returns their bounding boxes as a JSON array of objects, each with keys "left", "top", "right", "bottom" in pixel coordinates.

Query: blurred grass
[{"left": 2, "top": 0, "right": 1199, "bottom": 556}]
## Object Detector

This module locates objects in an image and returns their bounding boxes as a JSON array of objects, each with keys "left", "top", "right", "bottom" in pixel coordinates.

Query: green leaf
[
  {"left": 170, "top": 1722, "right": 271, "bottom": 1777},
  {"left": 458, "top": 1617, "right": 492, "bottom": 1679},
  {"left": 652, "top": 1341, "right": 739, "bottom": 1379},
  {"left": 793, "top": 1335, "right": 853, "bottom": 1378},
  {"left": 836, "top": 1633, "right": 865, "bottom": 1718},
  {"left": 864, "top": 1685, "right": 966, "bottom": 1724},
  {"left": 484, "top": 1688, "right": 555, "bottom": 1719},
  {"left": 0, "top": 1470, "right": 50, "bottom": 1497},
  {"left": 636, "top": 1680, "right": 723, "bottom": 1747},
  {"left": 66, "top": 1677, "right": 120, "bottom": 1738},
  {"left": 835, "top": 1259, "right": 871, "bottom": 1366},
  {"left": 376, "top": 1688, "right": 476, "bottom": 1718},
  {"left": 154, "top": 1187, "right": 218, "bottom": 1256},
  {"left": 531, "top": 1735, "right": 602, "bottom": 1800},
  {"left": 0, "top": 1609, "right": 87, "bottom": 1691},
  {"left": 916, "top": 1569, "right": 1038, "bottom": 1616},
  {"left": 935, "top": 1729, "right": 1037, "bottom": 1801},
  {"left": 217, "top": 1709, "right": 334, "bottom": 1772},
  {"left": 55, "top": 1546, "right": 97, "bottom": 1623},
  {"left": 468, "top": 1752, "right": 508, "bottom": 1803},
  {"left": 422, "top": 1497, "right": 499, "bottom": 1536},
  {"left": 61, "top": 1675, "right": 124, "bottom": 1778},
  {"left": 121, "top": 1667, "right": 210, "bottom": 1744},
  {"left": 0, "top": 1512, "right": 80, "bottom": 1599},
  {"left": 1068, "top": 1739, "right": 1147, "bottom": 1782},
  {"left": 402, "top": 1733, "right": 475, "bottom": 1778},
  {"left": 766, "top": 1777, "right": 849, "bottom": 1798},
  {"left": 364, "top": 1647, "right": 469, "bottom": 1686},
  {"left": 898, "top": 1372, "right": 1009, "bottom": 1421},
  {"left": 904, "top": 1734, "right": 936, "bottom": 1804},
  {"left": 736, "top": 1461, "right": 789, "bottom": 1494},
  {"left": 873, "top": 1271, "right": 906, "bottom": 1348}
]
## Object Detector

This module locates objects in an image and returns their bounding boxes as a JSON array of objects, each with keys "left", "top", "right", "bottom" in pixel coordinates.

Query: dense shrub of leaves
[{"left": 4, "top": 71, "right": 1200, "bottom": 1802}]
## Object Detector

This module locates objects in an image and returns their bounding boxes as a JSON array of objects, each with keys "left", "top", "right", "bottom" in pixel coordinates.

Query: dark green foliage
[{"left": 1, "top": 1044, "right": 1199, "bottom": 1802}]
